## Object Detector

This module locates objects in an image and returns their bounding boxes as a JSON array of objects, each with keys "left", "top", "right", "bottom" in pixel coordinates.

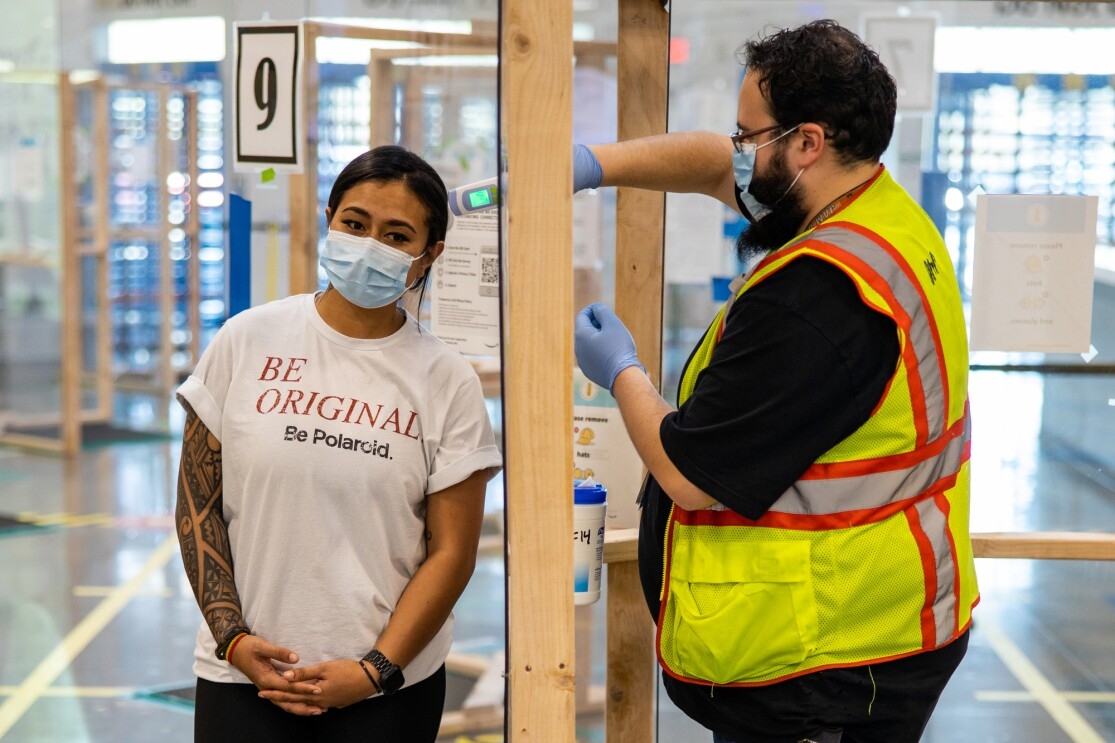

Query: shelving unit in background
[
  {"left": 97, "top": 78, "right": 230, "bottom": 395},
  {"left": 0, "top": 73, "right": 213, "bottom": 453}
]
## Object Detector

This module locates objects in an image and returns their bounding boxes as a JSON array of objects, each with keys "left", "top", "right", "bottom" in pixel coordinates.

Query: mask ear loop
[
  {"left": 767, "top": 167, "right": 805, "bottom": 209},
  {"left": 761, "top": 125, "right": 806, "bottom": 209},
  {"left": 405, "top": 248, "right": 430, "bottom": 291},
  {"left": 405, "top": 248, "right": 434, "bottom": 334}
]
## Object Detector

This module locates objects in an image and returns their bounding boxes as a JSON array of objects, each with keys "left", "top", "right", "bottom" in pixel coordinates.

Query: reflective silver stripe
[
  {"left": 751, "top": 225, "right": 959, "bottom": 516},
  {"left": 796, "top": 226, "right": 947, "bottom": 440},
  {"left": 767, "top": 416, "right": 969, "bottom": 515},
  {"left": 914, "top": 496, "right": 958, "bottom": 646}
]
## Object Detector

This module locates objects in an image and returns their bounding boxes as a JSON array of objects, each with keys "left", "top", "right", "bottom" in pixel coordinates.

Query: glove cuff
[
  {"left": 574, "top": 144, "right": 603, "bottom": 192},
  {"left": 607, "top": 360, "right": 646, "bottom": 391}
]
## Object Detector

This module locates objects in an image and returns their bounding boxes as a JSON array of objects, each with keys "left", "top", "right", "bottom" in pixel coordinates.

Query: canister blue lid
[{"left": 573, "top": 478, "right": 607, "bottom": 504}]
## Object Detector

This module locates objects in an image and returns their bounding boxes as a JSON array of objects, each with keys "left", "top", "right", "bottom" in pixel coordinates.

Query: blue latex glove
[
  {"left": 574, "top": 303, "right": 645, "bottom": 391},
  {"left": 573, "top": 144, "right": 603, "bottom": 193}
]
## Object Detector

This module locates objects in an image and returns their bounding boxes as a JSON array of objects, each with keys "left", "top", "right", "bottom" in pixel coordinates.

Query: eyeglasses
[{"left": 730, "top": 123, "right": 788, "bottom": 154}]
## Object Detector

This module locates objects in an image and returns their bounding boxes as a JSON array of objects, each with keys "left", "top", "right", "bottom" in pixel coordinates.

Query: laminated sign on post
[
  {"left": 234, "top": 22, "right": 303, "bottom": 172},
  {"left": 970, "top": 194, "right": 1098, "bottom": 353},
  {"left": 430, "top": 209, "right": 501, "bottom": 355},
  {"left": 572, "top": 368, "right": 643, "bottom": 529}
]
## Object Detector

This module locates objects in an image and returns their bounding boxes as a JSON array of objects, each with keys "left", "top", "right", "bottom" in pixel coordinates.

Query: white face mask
[
  {"left": 318, "top": 230, "right": 424, "bottom": 309},
  {"left": 732, "top": 124, "right": 801, "bottom": 222}
]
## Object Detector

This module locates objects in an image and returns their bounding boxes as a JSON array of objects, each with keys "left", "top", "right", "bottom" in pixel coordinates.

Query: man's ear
[{"left": 797, "top": 123, "right": 827, "bottom": 167}]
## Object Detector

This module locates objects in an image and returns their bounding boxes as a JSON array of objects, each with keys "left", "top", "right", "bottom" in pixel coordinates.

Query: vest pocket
[{"left": 666, "top": 537, "right": 819, "bottom": 684}]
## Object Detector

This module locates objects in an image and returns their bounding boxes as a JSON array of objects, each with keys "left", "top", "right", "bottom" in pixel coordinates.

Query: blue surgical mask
[
  {"left": 732, "top": 124, "right": 801, "bottom": 223},
  {"left": 319, "top": 230, "right": 424, "bottom": 309}
]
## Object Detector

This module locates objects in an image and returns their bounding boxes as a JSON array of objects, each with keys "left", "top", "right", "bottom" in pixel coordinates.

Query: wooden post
[
  {"left": 58, "top": 73, "right": 82, "bottom": 455},
  {"left": 400, "top": 67, "right": 427, "bottom": 151},
  {"left": 186, "top": 90, "right": 201, "bottom": 373},
  {"left": 502, "top": 0, "right": 576, "bottom": 739},
  {"left": 158, "top": 85, "right": 175, "bottom": 393},
  {"left": 607, "top": 0, "right": 670, "bottom": 740},
  {"left": 68, "top": 76, "right": 111, "bottom": 424},
  {"left": 92, "top": 78, "right": 112, "bottom": 421},
  {"left": 609, "top": 529, "right": 1115, "bottom": 564},
  {"left": 368, "top": 55, "right": 396, "bottom": 146},
  {"left": 289, "top": 22, "right": 321, "bottom": 296},
  {"left": 971, "top": 532, "right": 1115, "bottom": 560}
]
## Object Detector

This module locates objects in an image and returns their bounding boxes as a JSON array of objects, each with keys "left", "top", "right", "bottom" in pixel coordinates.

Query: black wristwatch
[{"left": 361, "top": 648, "right": 404, "bottom": 695}]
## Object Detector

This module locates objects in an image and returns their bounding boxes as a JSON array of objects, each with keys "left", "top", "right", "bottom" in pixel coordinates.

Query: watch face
[
  {"left": 362, "top": 649, "right": 405, "bottom": 695},
  {"left": 379, "top": 665, "right": 405, "bottom": 694}
]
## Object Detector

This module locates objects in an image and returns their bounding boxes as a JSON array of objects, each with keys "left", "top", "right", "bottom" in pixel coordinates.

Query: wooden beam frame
[
  {"left": 291, "top": 21, "right": 615, "bottom": 296},
  {"left": 74, "top": 77, "right": 114, "bottom": 424},
  {"left": 96, "top": 81, "right": 201, "bottom": 397},
  {"left": 288, "top": 21, "right": 504, "bottom": 295},
  {"left": 0, "top": 77, "right": 205, "bottom": 455},
  {"left": 970, "top": 532, "right": 1115, "bottom": 560},
  {"left": 501, "top": 0, "right": 576, "bottom": 739},
  {"left": 606, "top": 528, "right": 1115, "bottom": 564},
  {"left": 157, "top": 85, "right": 175, "bottom": 394},
  {"left": 58, "top": 73, "right": 81, "bottom": 456},
  {"left": 186, "top": 90, "right": 201, "bottom": 375},
  {"left": 605, "top": 2, "right": 670, "bottom": 741}
]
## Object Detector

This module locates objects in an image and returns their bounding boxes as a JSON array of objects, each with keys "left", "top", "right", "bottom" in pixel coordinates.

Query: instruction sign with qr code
[{"left": 430, "top": 209, "right": 501, "bottom": 355}]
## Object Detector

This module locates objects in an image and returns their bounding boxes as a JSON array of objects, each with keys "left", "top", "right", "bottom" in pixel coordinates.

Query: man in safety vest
[{"left": 573, "top": 19, "right": 977, "bottom": 743}]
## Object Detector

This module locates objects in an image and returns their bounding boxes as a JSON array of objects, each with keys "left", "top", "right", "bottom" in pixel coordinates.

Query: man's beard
[{"left": 735, "top": 150, "right": 808, "bottom": 262}]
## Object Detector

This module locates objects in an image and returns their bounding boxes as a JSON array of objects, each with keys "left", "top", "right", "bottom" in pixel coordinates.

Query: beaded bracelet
[
  {"left": 223, "top": 632, "right": 249, "bottom": 664},
  {"left": 215, "top": 625, "right": 252, "bottom": 660}
]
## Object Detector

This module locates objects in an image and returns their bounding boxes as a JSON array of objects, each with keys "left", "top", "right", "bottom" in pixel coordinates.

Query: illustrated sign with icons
[{"left": 971, "top": 194, "right": 1098, "bottom": 353}]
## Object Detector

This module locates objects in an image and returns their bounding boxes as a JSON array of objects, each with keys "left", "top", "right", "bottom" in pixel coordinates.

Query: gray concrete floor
[{"left": 1, "top": 367, "right": 1114, "bottom": 742}]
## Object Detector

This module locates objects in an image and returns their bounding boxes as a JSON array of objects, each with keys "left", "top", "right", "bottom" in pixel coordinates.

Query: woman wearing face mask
[{"left": 174, "top": 145, "right": 502, "bottom": 742}]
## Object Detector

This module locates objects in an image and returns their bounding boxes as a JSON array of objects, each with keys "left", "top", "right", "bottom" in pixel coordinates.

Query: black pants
[
  {"left": 194, "top": 665, "right": 446, "bottom": 743},
  {"left": 695, "top": 631, "right": 970, "bottom": 743}
]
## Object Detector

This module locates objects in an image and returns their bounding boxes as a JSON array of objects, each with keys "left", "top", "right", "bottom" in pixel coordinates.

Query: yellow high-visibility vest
[{"left": 658, "top": 167, "right": 979, "bottom": 686}]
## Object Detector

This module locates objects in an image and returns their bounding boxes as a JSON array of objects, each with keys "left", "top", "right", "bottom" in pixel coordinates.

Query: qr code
[{"left": 481, "top": 256, "right": 499, "bottom": 285}]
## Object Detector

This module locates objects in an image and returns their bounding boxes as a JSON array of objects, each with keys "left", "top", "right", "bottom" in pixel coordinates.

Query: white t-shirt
[{"left": 177, "top": 293, "right": 502, "bottom": 687}]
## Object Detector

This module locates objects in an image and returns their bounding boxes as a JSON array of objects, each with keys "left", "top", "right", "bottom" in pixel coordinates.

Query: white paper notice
[
  {"left": 970, "top": 194, "right": 1097, "bottom": 353},
  {"left": 573, "top": 368, "right": 644, "bottom": 529},
  {"left": 430, "top": 209, "right": 501, "bottom": 355}
]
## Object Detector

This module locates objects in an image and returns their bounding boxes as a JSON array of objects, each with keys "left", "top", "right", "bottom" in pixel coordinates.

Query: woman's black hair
[{"left": 326, "top": 145, "right": 449, "bottom": 249}]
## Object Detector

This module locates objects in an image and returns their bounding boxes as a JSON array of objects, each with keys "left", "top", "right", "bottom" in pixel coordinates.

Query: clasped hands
[{"left": 230, "top": 634, "right": 378, "bottom": 716}]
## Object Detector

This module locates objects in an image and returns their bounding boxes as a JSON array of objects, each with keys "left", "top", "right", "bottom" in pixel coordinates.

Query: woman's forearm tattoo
[{"left": 175, "top": 402, "right": 244, "bottom": 641}]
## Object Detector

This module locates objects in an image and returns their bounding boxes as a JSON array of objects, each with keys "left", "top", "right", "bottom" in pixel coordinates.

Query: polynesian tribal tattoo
[{"left": 175, "top": 400, "right": 244, "bottom": 642}]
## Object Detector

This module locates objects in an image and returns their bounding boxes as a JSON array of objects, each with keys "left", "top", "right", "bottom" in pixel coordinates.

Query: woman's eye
[
  {"left": 342, "top": 219, "right": 365, "bottom": 232},
  {"left": 384, "top": 232, "right": 410, "bottom": 244}
]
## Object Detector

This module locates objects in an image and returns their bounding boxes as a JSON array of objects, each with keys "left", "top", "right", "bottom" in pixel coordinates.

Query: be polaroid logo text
[{"left": 284, "top": 426, "right": 392, "bottom": 459}]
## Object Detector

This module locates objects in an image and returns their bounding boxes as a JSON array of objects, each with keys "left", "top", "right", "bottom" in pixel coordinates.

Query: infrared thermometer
[{"left": 448, "top": 177, "right": 499, "bottom": 216}]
